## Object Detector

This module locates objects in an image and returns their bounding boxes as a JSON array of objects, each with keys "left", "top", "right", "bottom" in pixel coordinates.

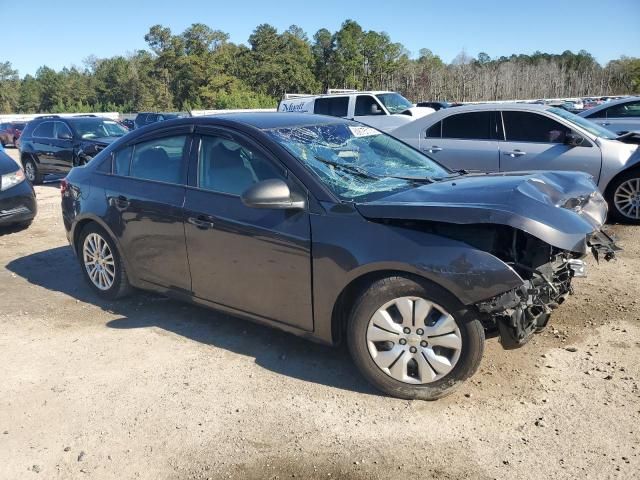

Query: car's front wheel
[
  {"left": 347, "top": 276, "right": 484, "bottom": 400},
  {"left": 78, "top": 223, "right": 131, "bottom": 299},
  {"left": 608, "top": 168, "right": 640, "bottom": 224}
]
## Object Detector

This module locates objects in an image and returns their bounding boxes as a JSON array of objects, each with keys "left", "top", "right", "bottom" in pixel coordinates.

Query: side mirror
[
  {"left": 241, "top": 179, "right": 306, "bottom": 210},
  {"left": 370, "top": 104, "right": 383, "bottom": 115},
  {"left": 58, "top": 131, "right": 73, "bottom": 140},
  {"left": 565, "top": 132, "right": 585, "bottom": 147}
]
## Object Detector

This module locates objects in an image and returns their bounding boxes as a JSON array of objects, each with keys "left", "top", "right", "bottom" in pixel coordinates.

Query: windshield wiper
[
  {"left": 313, "top": 155, "right": 380, "bottom": 180},
  {"left": 386, "top": 175, "right": 437, "bottom": 184}
]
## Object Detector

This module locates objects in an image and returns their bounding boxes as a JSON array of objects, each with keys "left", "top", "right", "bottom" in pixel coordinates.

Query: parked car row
[{"left": 2, "top": 97, "right": 631, "bottom": 401}]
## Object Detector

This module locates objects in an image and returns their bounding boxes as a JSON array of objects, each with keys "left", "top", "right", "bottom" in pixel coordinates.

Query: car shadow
[{"left": 6, "top": 246, "right": 376, "bottom": 396}]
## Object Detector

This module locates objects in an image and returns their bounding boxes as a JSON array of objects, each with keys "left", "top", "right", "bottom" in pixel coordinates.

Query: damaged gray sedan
[{"left": 63, "top": 113, "right": 618, "bottom": 400}]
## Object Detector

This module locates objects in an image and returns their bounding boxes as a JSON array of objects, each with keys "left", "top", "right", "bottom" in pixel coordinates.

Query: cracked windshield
[{"left": 268, "top": 123, "right": 449, "bottom": 200}]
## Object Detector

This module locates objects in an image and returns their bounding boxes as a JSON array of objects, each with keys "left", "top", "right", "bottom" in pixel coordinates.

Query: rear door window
[
  {"left": 33, "top": 121, "right": 54, "bottom": 138},
  {"left": 503, "top": 111, "right": 570, "bottom": 143},
  {"left": 130, "top": 135, "right": 187, "bottom": 184},
  {"left": 441, "top": 112, "right": 492, "bottom": 140},
  {"left": 314, "top": 97, "right": 349, "bottom": 117}
]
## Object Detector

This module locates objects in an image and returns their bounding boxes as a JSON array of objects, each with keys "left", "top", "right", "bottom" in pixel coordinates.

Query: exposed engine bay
[{"left": 385, "top": 221, "right": 619, "bottom": 349}]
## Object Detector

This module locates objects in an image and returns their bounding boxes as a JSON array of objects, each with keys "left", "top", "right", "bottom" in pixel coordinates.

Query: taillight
[{"left": 60, "top": 178, "right": 70, "bottom": 197}]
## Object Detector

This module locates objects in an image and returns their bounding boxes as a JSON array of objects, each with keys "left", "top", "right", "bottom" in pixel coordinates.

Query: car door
[
  {"left": 104, "top": 129, "right": 192, "bottom": 291},
  {"left": 499, "top": 110, "right": 602, "bottom": 181},
  {"left": 52, "top": 121, "right": 75, "bottom": 172},
  {"left": 418, "top": 111, "right": 501, "bottom": 172},
  {"left": 183, "top": 127, "right": 313, "bottom": 331},
  {"left": 30, "top": 121, "right": 57, "bottom": 171}
]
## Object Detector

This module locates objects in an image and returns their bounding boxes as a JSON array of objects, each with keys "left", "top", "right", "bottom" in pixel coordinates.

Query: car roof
[
  {"left": 208, "top": 112, "right": 347, "bottom": 129},
  {"left": 438, "top": 103, "right": 552, "bottom": 113},
  {"left": 117, "top": 113, "right": 354, "bottom": 144}
]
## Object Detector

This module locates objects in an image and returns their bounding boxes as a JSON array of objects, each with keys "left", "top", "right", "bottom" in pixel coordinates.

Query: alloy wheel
[
  {"left": 614, "top": 177, "right": 640, "bottom": 220},
  {"left": 83, "top": 233, "right": 116, "bottom": 291},
  {"left": 366, "top": 296, "right": 462, "bottom": 384},
  {"left": 24, "top": 161, "right": 36, "bottom": 182}
]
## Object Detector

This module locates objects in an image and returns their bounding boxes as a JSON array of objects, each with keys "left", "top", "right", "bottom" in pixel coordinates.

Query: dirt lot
[{"left": 0, "top": 147, "right": 639, "bottom": 480}]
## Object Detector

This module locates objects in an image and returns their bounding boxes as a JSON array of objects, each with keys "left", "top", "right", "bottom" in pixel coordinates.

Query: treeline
[{"left": 1, "top": 19, "right": 639, "bottom": 114}]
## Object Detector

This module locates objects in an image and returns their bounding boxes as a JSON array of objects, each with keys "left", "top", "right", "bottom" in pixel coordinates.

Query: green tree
[{"left": 0, "top": 61, "right": 20, "bottom": 113}]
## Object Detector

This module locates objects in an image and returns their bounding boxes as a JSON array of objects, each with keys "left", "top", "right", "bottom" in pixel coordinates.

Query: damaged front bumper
[
  {"left": 476, "top": 229, "right": 619, "bottom": 350},
  {"left": 588, "top": 229, "right": 620, "bottom": 262}
]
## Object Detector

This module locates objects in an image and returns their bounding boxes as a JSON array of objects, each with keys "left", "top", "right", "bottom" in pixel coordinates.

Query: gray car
[
  {"left": 61, "top": 113, "right": 617, "bottom": 400},
  {"left": 391, "top": 103, "right": 640, "bottom": 222},
  {"left": 579, "top": 96, "right": 640, "bottom": 135}
]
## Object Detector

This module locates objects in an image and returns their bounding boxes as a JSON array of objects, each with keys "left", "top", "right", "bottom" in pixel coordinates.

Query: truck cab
[{"left": 278, "top": 90, "right": 435, "bottom": 132}]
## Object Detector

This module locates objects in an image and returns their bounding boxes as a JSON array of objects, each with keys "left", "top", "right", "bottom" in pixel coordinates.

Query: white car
[
  {"left": 390, "top": 103, "right": 640, "bottom": 222},
  {"left": 579, "top": 96, "right": 640, "bottom": 135},
  {"left": 278, "top": 91, "right": 434, "bottom": 132}
]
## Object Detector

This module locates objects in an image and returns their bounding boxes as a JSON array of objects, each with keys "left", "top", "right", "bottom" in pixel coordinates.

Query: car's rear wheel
[
  {"left": 608, "top": 169, "right": 640, "bottom": 224},
  {"left": 23, "top": 158, "right": 43, "bottom": 185},
  {"left": 78, "top": 223, "right": 131, "bottom": 299},
  {"left": 347, "top": 276, "right": 484, "bottom": 400}
]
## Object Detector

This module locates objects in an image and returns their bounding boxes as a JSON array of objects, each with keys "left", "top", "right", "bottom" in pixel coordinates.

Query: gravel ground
[{"left": 0, "top": 147, "right": 638, "bottom": 480}]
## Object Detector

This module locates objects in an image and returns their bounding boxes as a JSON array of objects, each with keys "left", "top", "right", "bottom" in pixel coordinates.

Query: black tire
[
  {"left": 23, "top": 157, "right": 43, "bottom": 185},
  {"left": 347, "top": 275, "right": 484, "bottom": 400},
  {"left": 606, "top": 168, "right": 640, "bottom": 224},
  {"left": 77, "top": 223, "right": 132, "bottom": 299}
]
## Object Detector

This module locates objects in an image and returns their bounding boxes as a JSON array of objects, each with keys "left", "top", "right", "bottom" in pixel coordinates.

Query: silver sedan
[{"left": 391, "top": 103, "right": 640, "bottom": 223}]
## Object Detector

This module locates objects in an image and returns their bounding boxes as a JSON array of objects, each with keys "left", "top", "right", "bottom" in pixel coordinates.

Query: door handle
[
  {"left": 188, "top": 216, "right": 215, "bottom": 230},
  {"left": 422, "top": 146, "right": 443, "bottom": 153},
  {"left": 601, "top": 122, "right": 611, "bottom": 126},
  {"left": 503, "top": 150, "right": 526, "bottom": 157},
  {"left": 110, "top": 195, "right": 130, "bottom": 210}
]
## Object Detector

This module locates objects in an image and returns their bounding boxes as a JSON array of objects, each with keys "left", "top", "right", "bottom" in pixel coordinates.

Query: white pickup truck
[{"left": 278, "top": 90, "right": 435, "bottom": 132}]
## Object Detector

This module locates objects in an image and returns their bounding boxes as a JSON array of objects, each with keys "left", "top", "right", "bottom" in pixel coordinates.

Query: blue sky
[{"left": 3, "top": 0, "right": 639, "bottom": 76}]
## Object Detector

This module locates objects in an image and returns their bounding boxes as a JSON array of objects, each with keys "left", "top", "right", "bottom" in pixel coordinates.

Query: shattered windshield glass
[{"left": 267, "top": 122, "right": 450, "bottom": 200}]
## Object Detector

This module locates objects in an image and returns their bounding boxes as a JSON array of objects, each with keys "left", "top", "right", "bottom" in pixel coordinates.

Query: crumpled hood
[{"left": 356, "top": 171, "right": 608, "bottom": 253}]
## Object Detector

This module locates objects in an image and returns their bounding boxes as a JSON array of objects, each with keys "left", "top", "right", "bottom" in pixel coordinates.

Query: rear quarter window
[{"left": 314, "top": 97, "right": 349, "bottom": 117}]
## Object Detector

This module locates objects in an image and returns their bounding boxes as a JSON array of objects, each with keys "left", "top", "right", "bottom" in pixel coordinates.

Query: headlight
[{"left": 0, "top": 168, "right": 26, "bottom": 191}]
